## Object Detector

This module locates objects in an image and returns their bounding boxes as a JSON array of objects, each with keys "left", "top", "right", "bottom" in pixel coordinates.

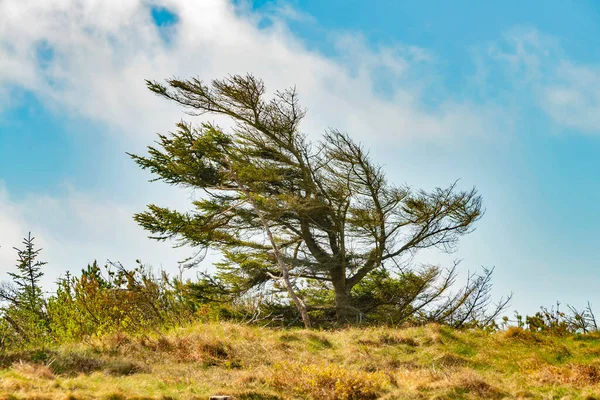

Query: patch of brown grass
[
  {"left": 451, "top": 372, "right": 505, "bottom": 398},
  {"left": 504, "top": 326, "right": 541, "bottom": 342},
  {"left": 103, "top": 359, "right": 147, "bottom": 376},
  {"left": 270, "top": 361, "right": 389, "bottom": 400},
  {"left": 418, "top": 370, "right": 504, "bottom": 399},
  {"left": 136, "top": 333, "right": 235, "bottom": 366},
  {"left": 537, "top": 363, "right": 600, "bottom": 386},
  {"left": 358, "top": 333, "right": 418, "bottom": 348},
  {"left": 11, "top": 361, "right": 55, "bottom": 380},
  {"left": 0, "top": 378, "right": 26, "bottom": 393},
  {"left": 434, "top": 353, "right": 469, "bottom": 368}
]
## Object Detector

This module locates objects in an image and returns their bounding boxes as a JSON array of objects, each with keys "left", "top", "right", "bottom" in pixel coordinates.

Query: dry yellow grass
[{"left": 1, "top": 323, "right": 600, "bottom": 399}]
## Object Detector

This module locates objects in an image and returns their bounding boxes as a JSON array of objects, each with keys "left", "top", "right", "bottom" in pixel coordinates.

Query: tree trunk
[
  {"left": 252, "top": 203, "right": 312, "bottom": 328},
  {"left": 331, "top": 267, "right": 359, "bottom": 324},
  {"left": 229, "top": 167, "right": 312, "bottom": 329}
]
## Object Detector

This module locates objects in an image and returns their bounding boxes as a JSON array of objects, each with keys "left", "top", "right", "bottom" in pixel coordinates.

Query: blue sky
[{"left": 0, "top": 0, "right": 599, "bottom": 316}]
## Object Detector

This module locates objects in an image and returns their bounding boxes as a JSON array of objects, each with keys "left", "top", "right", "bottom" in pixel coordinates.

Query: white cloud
[
  {"left": 488, "top": 28, "right": 600, "bottom": 135},
  {"left": 0, "top": 0, "right": 500, "bottom": 142},
  {"left": 0, "top": 0, "right": 506, "bottom": 289},
  {"left": 539, "top": 61, "right": 600, "bottom": 133},
  {"left": 488, "top": 29, "right": 552, "bottom": 78}
]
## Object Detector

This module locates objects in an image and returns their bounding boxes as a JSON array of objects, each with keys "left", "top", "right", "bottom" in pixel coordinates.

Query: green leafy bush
[{"left": 47, "top": 260, "right": 196, "bottom": 341}]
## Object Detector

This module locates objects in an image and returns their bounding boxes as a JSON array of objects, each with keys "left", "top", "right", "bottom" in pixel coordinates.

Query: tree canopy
[{"left": 130, "top": 74, "right": 484, "bottom": 323}]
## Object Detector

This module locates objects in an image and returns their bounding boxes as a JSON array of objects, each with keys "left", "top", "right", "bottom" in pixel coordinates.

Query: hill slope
[{"left": 1, "top": 323, "right": 600, "bottom": 399}]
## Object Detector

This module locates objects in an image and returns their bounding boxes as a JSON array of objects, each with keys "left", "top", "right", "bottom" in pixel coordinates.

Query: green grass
[{"left": 1, "top": 324, "right": 600, "bottom": 399}]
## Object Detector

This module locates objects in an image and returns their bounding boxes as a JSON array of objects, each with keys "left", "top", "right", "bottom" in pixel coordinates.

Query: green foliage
[
  {"left": 282, "top": 265, "right": 509, "bottom": 328},
  {"left": 47, "top": 260, "right": 196, "bottom": 342},
  {"left": 184, "top": 275, "right": 257, "bottom": 322},
  {"left": 0, "top": 234, "right": 268, "bottom": 351},
  {"left": 131, "top": 74, "right": 486, "bottom": 323},
  {"left": 350, "top": 268, "right": 436, "bottom": 323},
  {"left": 0, "top": 233, "right": 49, "bottom": 347},
  {"left": 511, "top": 302, "right": 599, "bottom": 335},
  {"left": 8, "top": 233, "right": 46, "bottom": 311}
]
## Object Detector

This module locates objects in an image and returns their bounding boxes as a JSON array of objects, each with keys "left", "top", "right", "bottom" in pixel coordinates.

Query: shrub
[
  {"left": 46, "top": 260, "right": 196, "bottom": 342},
  {"left": 512, "top": 302, "right": 599, "bottom": 335}
]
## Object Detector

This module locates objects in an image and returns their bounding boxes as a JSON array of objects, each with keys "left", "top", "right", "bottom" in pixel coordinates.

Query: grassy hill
[{"left": 1, "top": 322, "right": 600, "bottom": 400}]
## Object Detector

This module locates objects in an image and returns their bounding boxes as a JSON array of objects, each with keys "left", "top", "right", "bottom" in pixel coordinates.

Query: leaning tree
[{"left": 130, "top": 74, "right": 484, "bottom": 324}]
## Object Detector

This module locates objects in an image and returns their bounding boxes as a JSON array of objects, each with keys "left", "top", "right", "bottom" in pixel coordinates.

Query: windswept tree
[{"left": 130, "top": 74, "right": 484, "bottom": 323}]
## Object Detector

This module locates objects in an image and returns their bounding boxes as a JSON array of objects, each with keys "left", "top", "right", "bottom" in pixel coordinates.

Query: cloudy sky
[{"left": 1, "top": 0, "right": 599, "bottom": 316}]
